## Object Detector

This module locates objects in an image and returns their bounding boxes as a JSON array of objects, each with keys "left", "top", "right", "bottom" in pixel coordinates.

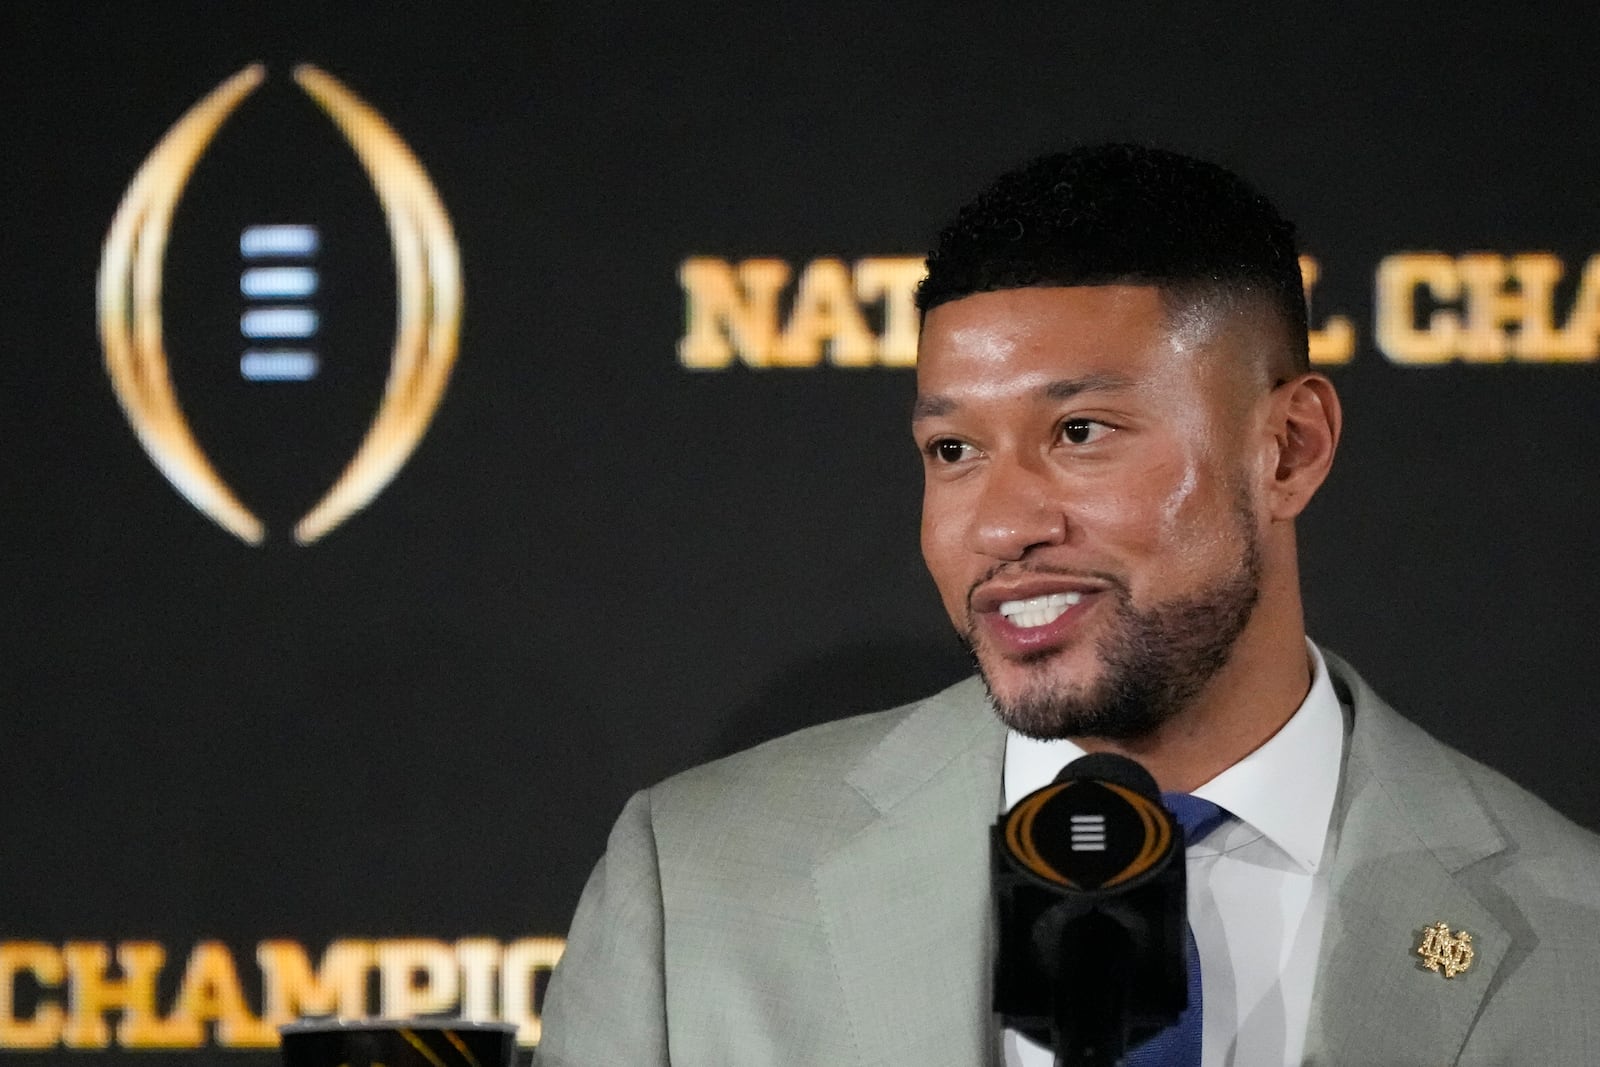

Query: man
[{"left": 535, "top": 145, "right": 1600, "bottom": 1065}]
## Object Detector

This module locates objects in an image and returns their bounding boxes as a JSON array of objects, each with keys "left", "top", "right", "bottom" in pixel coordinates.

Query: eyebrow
[{"left": 912, "top": 372, "right": 1134, "bottom": 421}]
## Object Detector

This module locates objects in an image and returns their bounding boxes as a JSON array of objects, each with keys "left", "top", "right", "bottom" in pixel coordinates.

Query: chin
[
  {"left": 972, "top": 644, "right": 1178, "bottom": 742},
  {"left": 979, "top": 630, "right": 1094, "bottom": 683},
  {"left": 973, "top": 649, "right": 1106, "bottom": 736}
]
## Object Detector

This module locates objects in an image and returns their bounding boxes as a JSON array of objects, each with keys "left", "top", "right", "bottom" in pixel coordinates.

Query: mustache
[{"left": 964, "top": 562, "right": 1130, "bottom": 614}]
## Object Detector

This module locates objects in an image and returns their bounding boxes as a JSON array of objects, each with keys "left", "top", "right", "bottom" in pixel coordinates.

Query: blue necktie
[{"left": 1120, "top": 793, "right": 1228, "bottom": 1067}]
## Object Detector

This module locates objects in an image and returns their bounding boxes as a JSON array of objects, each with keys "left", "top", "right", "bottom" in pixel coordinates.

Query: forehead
[{"left": 914, "top": 285, "right": 1191, "bottom": 398}]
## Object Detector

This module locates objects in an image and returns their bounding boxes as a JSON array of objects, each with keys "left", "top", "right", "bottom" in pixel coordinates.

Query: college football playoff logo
[{"left": 96, "top": 64, "right": 462, "bottom": 545}]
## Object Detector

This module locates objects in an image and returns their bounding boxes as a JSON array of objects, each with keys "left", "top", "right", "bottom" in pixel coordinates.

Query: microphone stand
[{"left": 1047, "top": 907, "right": 1138, "bottom": 1067}]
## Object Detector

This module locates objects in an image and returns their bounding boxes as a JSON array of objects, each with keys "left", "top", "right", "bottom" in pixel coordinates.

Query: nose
[{"left": 967, "top": 454, "right": 1068, "bottom": 561}]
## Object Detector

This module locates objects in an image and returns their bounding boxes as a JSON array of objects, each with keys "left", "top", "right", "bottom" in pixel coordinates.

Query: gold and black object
[
  {"left": 278, "top": 1019, "right": 516, "bottom": 1067},
  {"left": 993, "top": 753, "right": 1187, "bottom": 1067},
  {"left": 98, "top": 64, "right": 462, "bottom": 546}
]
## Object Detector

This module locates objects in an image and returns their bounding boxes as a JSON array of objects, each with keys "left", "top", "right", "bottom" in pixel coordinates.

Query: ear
[{"left": 1263, "top": 372, "right": 1341, "bottom": 521}]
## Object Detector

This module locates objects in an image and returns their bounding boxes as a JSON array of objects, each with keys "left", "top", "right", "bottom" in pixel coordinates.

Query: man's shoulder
[
  {"left": 1329, "top": 651, "right": 1600, "bottom": 889},
  {"left": 1441, "top": 732, "right": 1600, "bottom": 859},
  {"left": 1429, "top": 719, "right": 1600, "bottom": 896},
  {"left": 647, "top": 674, "right": 990, "bottom": 815},
  {"left": 617, "top": 675, "right": 997, "bottom": 884}
]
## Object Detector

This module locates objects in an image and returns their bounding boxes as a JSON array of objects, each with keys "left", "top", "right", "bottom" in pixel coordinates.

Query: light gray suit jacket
[{"left": 536, "top": 655, "right": 1600, "bottom": 1065}]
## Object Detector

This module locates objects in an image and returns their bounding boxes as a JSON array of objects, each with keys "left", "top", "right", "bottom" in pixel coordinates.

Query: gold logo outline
[
  {"left": 96, "top": 63, "right": 463, "bottom": 546},
  {"left": 1002, "top": 780, "right": 1173, "bottom": 889}
]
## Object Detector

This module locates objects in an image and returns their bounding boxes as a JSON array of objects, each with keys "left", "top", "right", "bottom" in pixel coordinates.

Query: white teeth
[{"left": 997, "top": 592, "right": 1084, "bottom": 629}]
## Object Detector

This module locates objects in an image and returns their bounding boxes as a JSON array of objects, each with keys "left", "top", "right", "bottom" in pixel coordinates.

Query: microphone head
[
  {"left": 992, "top": 752, "right": 1190, "bottom": 1053},
  {"left": 1001, "top": 752, "right": 1177, "bottom": 893},
  {"left": 1052, "top": 751, "right": 1160, "bottom": 799}
]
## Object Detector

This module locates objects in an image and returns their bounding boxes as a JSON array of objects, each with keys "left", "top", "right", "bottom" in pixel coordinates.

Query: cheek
[
  {"left": 920, "top": 489, "right": 970, "bottom": 612},
  {"left": 1071, "top": 455, "right": 1237, "bottom": 571},
  {"left": 1157, "top": 462, "right": 1201, "bottom": 536},
  {"left": 1069, "top": 456, "right": 1194, "bottom": 540}
]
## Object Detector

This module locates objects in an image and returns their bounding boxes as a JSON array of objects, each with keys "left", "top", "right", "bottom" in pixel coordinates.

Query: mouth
[
  {"left": 997, "top": 591, "right": 1083, "bottom": 629},
  {"left": 969, "top": 575, "right": 1113, "bottom": 658}
]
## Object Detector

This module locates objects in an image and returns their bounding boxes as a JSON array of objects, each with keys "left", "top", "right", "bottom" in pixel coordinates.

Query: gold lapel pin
[{"left": 1417, "top": 921, "right": 1475, "bottom": 978}]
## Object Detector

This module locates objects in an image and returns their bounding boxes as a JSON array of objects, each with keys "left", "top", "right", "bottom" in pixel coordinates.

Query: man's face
[{"left": 914, "top": 285, "right": 1271, "bottom": 740}]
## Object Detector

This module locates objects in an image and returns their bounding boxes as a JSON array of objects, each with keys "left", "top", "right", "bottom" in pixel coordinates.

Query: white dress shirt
[{"left": 1001, "top": 642, "right": 1347, "bottom": 1067}]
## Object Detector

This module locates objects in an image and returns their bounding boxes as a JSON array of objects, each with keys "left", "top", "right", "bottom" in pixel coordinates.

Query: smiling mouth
[{"left": 996, "top": 592, "right": 1084, "bottom": 629}]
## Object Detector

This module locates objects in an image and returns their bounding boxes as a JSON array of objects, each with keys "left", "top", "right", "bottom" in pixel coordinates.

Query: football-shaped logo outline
[{"left": 97, "top": 63, "right": 463, "bottom": 545}]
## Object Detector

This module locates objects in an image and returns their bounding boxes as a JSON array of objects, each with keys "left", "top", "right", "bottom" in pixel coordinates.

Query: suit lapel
[
  {"left": 813, "top": 678, "right": 1007, "bottom": 1067},
  {"left": 1305, "top": 657, "right": 1511, "bottom": 1065}
]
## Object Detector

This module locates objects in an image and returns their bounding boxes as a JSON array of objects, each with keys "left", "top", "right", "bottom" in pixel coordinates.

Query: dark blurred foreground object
[
  {"left": 279, "top": 1019, "right": 517, "bottom": 1067},
  {"left": 993, "top": 752, "right": 1188, "bottom": 1066}
]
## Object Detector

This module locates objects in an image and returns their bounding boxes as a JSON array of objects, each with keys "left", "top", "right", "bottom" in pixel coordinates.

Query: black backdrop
[{"left": 4, "top": 3, "right": 1599, "bottom": 1063}]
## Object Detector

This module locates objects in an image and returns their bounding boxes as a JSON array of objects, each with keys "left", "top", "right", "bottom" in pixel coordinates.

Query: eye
[
  {"left": 1059, "top": 418, "right": 1113, "bottom": 445},
  {"left": 927, "top": 438, "right": 978, "bottom": 464}
]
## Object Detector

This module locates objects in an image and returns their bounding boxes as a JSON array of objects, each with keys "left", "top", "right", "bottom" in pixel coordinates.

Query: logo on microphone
[
  {"left": 97, "top": 64, "right": 462, "bottom": 546},
  {"left": 1002, "top": 779, "right": 1174, "bottom": 890}
]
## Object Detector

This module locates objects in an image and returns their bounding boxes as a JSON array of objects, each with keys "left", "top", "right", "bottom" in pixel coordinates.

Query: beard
[{"left": 966, "top": 508, "right": 1264, "bottom": 742}]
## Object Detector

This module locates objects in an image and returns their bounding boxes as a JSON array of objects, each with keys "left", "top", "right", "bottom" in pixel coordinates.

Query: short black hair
[{"left": 916, "top": 144, "right": 1309, "bottom": 374}]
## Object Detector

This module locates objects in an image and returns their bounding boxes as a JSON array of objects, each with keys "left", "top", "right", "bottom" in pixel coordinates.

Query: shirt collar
[{"left": 1001, "top": 640, "right": 1346, "bottom": 874}]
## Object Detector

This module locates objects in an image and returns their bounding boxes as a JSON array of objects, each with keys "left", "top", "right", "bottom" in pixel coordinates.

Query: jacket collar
[
  {"left": 813, "top": 676, "right": 1007, "bottom": 1067},
  {"left": 1304, "top": 651, "right": 1510, "bottom": 1065}
]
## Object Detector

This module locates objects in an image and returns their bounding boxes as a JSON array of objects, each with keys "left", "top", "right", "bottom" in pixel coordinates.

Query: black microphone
[{"left": 992, "top": 753, "right": 1188, "bottom": 1067}]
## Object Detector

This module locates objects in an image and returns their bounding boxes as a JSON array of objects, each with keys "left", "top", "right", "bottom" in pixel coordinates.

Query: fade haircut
[{"left": 916, "top": 144, "right": 1309, "bottom": 376}]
